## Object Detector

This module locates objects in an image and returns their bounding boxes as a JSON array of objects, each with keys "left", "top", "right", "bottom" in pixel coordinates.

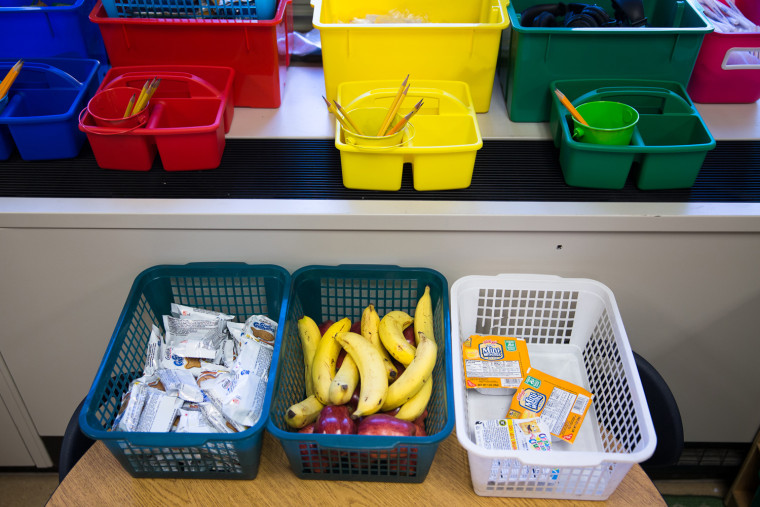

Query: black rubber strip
[{"left": 0, "top": 139, "right": 758, "bottom": 202}]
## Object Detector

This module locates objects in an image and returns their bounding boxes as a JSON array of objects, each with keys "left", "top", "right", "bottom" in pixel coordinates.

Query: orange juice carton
[
  {"left": 506, "top": 367, "right": 593, "bottom": 444},
  {"left": 462, "top": 335, "right": 531, "bottom": 395},
  {"left": 473, "top": 417, "right": 559, "bottom": 481}
]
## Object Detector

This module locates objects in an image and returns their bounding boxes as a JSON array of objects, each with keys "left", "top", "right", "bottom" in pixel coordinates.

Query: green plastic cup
[{"left": 571, "top": 101, "right": 639, "bottom": 145}]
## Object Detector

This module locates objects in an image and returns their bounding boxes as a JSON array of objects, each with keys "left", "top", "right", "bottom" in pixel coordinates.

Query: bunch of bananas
[{"left": 285, "top": 286, "right": 436, "bottom": 431}]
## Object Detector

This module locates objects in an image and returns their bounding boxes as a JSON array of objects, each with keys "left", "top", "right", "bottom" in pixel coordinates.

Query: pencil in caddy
[
  {"left": 0, "top": 58, "right": 100, "bottom": 161},
  {"left": 79, "top": 65, "right": 235, "bottom": 171},
  {"left": 450, "top": 274, "right": 656, "bottom": 500},
  {"left": 334, "top": 80, "right": 483, "bottom": 191}
]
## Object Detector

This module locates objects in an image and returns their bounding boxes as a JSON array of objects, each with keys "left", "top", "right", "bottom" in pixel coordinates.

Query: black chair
[
  {"left": 59, "top": 397, "right": 95, "bottom": 483},
  {"left": 634, "top": 351, "right": 684, "bottom": 470}
]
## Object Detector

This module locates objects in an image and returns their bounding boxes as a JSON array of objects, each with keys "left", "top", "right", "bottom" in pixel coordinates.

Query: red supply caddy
[{"left": 79, "top": 65, "right": 235, "bottom": 171}]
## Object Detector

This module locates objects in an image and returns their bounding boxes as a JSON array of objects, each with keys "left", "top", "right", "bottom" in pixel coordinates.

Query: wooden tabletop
[{"left": 48, "top": 431, "right": 665, "bottom": 506}]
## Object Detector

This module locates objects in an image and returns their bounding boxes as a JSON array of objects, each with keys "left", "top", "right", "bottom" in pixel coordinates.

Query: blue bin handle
[{"left": 15, "top": 62, "right": 83, "bottom": 88}]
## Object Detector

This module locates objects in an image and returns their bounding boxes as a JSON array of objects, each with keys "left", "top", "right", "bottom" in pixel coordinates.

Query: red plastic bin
[
  {"left": 89, "top": 0, "right": 292, "bottom": 108},
  {"left": 687, "top": 0, "right": 760, "bottom": 103},
  {"left": 79, "top": 66, "right": 233, "bottom": 171}
]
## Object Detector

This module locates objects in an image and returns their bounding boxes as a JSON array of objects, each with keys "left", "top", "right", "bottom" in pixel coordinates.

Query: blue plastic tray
[
  {"left": 0, "top": 58, "right": 100, "bottom": 161},
  {"left": 267, "top": 264, "right": 455, "bottom": 483},
  {"left": 80, "top": 263, "right": 290, "bottom": 479},
  {"left": 0, "top": 0, "right": 107, "bottom": 62}
]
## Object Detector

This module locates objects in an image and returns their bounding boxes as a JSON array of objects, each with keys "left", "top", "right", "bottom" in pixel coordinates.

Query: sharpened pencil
[
  {"left": 386, "top": 98, "right": 423, "bottom": 136},
  {"left": 378, "top": 76, "right": 410, "bottom": 136},
  {"left": 332, "top": 100, "right": 364, "bottom": 136},
  {"left": 0, "top": 59, "right": 23, "bottom": 99},
  {"left": 322, "top": 96, "right": 357, "bottom": 134},
  {"left": 123, "top": 93, "right": 136, "bottom": 118}
]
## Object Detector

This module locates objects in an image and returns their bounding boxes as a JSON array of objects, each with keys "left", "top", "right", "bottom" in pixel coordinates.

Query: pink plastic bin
[{"left": 688, "top": 0, "right": 760, "bottom": 103}]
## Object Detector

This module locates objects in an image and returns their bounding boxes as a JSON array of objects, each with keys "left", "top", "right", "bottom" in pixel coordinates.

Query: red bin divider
[{"left": 89, "top": 0, "right": 292, "bottom": 108}]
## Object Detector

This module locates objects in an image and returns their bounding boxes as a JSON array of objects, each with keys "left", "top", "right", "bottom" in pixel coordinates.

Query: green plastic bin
[
  {"left": 80, "top": 262, "right": 290, "bottom": 479},
  {"left": 549, "top": 79, "right": 716, "bottom": 190},
  {"left": 266, "top": 264, "right": 454, "bottom": 483},
  {"left": 500, "top": 0, "right": 712, "bottom": 123}
]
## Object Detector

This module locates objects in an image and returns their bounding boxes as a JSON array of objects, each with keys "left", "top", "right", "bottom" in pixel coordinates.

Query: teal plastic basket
[
  {"left": 80, "top": 262, "right": 290, "bottom": 479},
  {"left": 266, "top": 264, "right": 454, "bottom": 483}
]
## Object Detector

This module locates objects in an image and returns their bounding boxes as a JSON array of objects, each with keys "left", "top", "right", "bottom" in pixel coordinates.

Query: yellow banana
[
  {"left": 413, "top": 286, "right": 434, "bottom": 347},
  {"left": 328, "top": 353, "right": 359, "bottom": 405},
  {"left": 311, "top": 317, "right": 351, "bottom": 405},
  {"left": 395, "top": 376, "right": 433, "bottom": 421},
  {"left": 379, "top": 310, "right": 416, "bottom": 366},
  {"left": 284, "top": 395, "right": 324, "bottom": 429},
  {"left": 381, "top": 331, "right": 437, "bottom": 411},
  {"left": 361, "top": 304, "right": 399, "bottom": 382},
  {"left": 298, "top": 315, "right": 322, "bottom": 397},
  {"left": 335, "top": 331, "right": 389, "bottom": 418}
]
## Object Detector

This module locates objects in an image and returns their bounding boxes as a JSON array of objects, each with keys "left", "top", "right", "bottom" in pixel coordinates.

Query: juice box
[
  {"left": 462, "top": 335, "right": 530, "bottom": 395},
  {"left": 506, "top": 367, "right": 593, "bottom": 444}
]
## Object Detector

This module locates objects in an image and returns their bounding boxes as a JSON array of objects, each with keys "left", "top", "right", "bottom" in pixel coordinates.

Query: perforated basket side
[
  {"left": 81, "top": 263, "right": 289, "bottom": 479},
  {"left": 267, "top": 265, "right": 454, "bottom": 483},
  {"left": 450, "top": 274, "right": 656, "bottom": 499}
]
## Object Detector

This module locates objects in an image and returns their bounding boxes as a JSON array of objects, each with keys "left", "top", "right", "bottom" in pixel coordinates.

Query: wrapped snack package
[
  {"left": 157, "top": 369, "right": 204, "bottom": 403},
  {"left": 506, "top": 367, "right": 593, "bottom": 444},
  {"left": 114, "top": 307, "right": 277, "bottom": 434},
  {"left": 242, "top": 314, "right": 277, "bottom": 348},
  {"left": 474, "top": 418, "right": 559, "bottom": 482},
  {"left": 163, "top": 315, "right": 228, "bottom": 361},
  {"left": 143, "top": 325, "right": 163, "bottom": 377},
  {"left": 171, "top": 303, "right": 235, "bottom": 322}
]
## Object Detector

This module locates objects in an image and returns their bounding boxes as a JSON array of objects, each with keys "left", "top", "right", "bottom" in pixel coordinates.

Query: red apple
[
  {"left": 403, "top": 325, "right": 416, "bottom": 347},
  {"left": 318, "top": 320, "right": 335, "bottom": 337},
  {"left": 314, "top": 405, "right": 356, "bottom": 435},
  {"left": 413, "top": 409, "right": 428, "bottom": 436},
  {"left": 347, "top": 384, "right": 360, "bottom": 413},
  {"left": 357, "top": 414, "right": 417, "bottom": 437},
  {"left": 298, "top": 423, "right": 315, "bottom": 434},
  {"left": 390, "top": 361, "right": 405, "bottom": 385},
  {"left": 350, "top": 320, "right": 361, "bottom": 334}
]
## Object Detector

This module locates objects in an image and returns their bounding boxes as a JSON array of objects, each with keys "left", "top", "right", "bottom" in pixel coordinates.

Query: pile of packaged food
[
  {"left": 112, "top": 303, "right": 277, "bottom": 433},
  {"left": 462, "top": 335, "right": 593, "bottom": 457}
]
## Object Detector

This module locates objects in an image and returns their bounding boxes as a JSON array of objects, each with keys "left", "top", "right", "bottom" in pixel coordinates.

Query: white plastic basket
[{"left": 450, "top": 274, "right": 656, "bottom": 500}]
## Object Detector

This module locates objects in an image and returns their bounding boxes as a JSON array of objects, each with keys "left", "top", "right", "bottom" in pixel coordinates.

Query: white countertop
[
  {"left": 1, "top": 63, "right": 759, "bottom": 227},
  {"left": 227, "top": 64, "right": 760, "bottom": 141}
]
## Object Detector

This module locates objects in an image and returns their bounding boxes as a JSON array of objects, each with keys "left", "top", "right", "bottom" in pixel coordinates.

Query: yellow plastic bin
[
  {"left": 312, "top": 0, "right": 509, "bottom": 113},
  {"left": 335, "top": 80, "right": 483, "bottom": 191}
]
